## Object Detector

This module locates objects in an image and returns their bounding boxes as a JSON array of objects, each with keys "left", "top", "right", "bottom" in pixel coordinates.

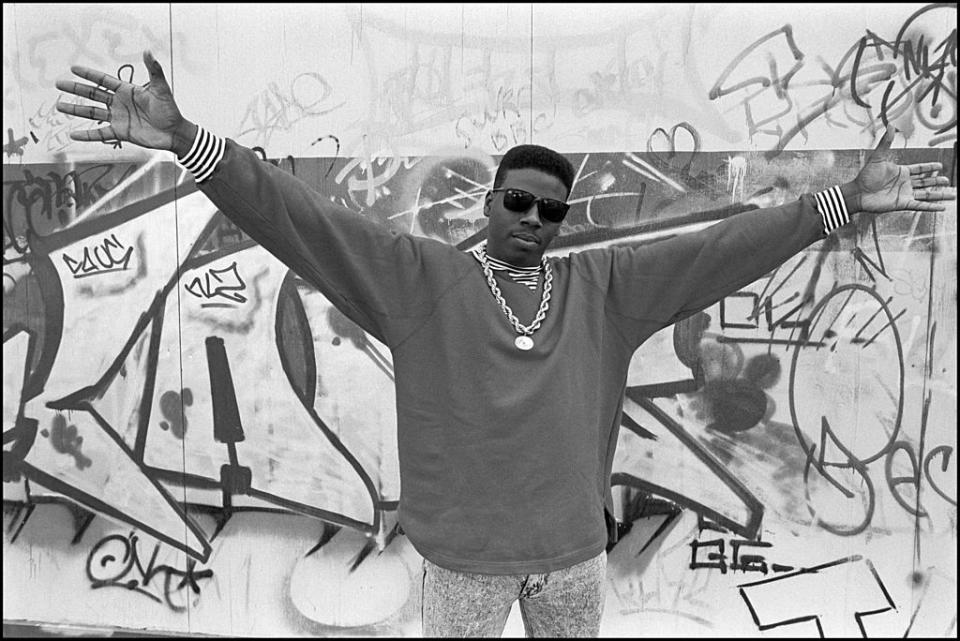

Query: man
[{"left": 56, "top": 51, "right": 953, "bottom": 637}]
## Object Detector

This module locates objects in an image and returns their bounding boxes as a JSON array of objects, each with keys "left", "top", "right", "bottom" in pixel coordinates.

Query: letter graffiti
[
  {"left": 85, "top": 532, "right": 214, "bottom": 612},
  {"left": 709, "top": 4, "right": 957, "bottom": 156}
]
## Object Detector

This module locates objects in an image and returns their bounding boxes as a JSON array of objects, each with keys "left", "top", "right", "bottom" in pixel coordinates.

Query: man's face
[{"left": 483, "top": 168, "right": 567, "bottom": 267}]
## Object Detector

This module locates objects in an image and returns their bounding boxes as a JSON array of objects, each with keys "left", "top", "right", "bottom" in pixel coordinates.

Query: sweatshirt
[{"left": 177, "top": 127, "right": 848, "bottom": 574}]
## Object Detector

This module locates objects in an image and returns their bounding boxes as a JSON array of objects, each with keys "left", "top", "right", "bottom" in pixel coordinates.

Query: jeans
[{"left": 421, "top": 551, "right": 607, "bottom": 637}]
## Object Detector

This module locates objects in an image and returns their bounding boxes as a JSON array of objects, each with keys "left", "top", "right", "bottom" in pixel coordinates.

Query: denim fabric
[{"left": 422, "top": 551, "right": 606, "bottom": 637}]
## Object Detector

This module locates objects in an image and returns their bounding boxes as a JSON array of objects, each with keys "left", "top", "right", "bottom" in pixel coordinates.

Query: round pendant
[{"left": 515, "top": 335, "right": 534, "bottom": 351}]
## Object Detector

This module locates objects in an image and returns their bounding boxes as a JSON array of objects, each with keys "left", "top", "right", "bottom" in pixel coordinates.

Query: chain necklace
[{"left": 476, "top": 243, "right": 552, "bottom": 350}]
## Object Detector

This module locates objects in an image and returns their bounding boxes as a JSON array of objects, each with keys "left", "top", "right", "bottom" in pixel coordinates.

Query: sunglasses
[{"left": 489, "top": 188, "right": 570, "bottom": 223}]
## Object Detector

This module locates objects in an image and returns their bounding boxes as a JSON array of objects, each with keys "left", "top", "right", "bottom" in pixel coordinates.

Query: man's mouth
[{"left": 513, "top": 233, "right": 540, "bottom": 245}]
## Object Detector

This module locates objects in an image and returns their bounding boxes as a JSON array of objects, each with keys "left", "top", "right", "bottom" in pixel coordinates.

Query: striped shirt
[
  {"left": 470, "top": 245, "right": 542, "bottom": 291},
  {"left": 814, "top": 185, "right": 851, "bottom": 234}
]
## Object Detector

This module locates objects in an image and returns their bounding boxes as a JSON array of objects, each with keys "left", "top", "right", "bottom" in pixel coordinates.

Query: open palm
[
  {"left": 55, "top": 51, "right": 187, "bottom": 152},
  {"left": 856, "top": 125, "right": 953, "bottom": 214}
]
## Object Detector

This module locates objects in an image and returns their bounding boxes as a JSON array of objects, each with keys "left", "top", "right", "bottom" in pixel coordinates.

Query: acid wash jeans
[{"left": 421, "top": 551, "right": 607, "bottom": 637}]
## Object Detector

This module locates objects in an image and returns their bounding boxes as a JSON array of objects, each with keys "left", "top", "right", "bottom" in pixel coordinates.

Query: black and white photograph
[{"left": 2, "top": 3, "right": 956, "bottom": 638}]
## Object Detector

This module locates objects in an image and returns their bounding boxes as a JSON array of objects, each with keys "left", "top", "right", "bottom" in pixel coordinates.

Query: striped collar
[{"left": 470, "top": 245, "right": 543, "bottom": 291}]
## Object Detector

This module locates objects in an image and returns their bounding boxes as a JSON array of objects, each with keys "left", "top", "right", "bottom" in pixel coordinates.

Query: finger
[
  {"left": 143, "top": 50, "right": 170, "bottom": 90},
  {"left": 56, "top": 100, "right": 109, "bottom": 122},
  {"left": 68, "top": 126, "right": 117, "bottom": 143},
  {"left": 55, "top": 79, "right": 113, "bottom": 104},
  {"left": 911, "top": 175, "right": 951, "bottom": 188},
  {"left": 908, "top": 162, "right": 943, "bottom": 175},
  {"left": 867, "top": 123, "right": 896, "bottom": 161},
  {"left": 905, "top": 201, "right": 948, "bottom": 212},
  {"left": 69, "top": 65, "right": 122, "bottom": 91},
  {"left": 914, "top": 188, "right": 956, "bottom": 202}
]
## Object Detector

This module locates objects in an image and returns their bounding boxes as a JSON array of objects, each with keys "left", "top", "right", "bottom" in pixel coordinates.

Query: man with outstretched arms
[{"left": 56, "top": 51, "right": 954, "bottom": 638}]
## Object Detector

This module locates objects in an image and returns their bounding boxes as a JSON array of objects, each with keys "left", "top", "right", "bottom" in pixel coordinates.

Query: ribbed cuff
[
  {"left": 175, "top": 126, "right": 225, "bottom": 184},
  {"left": 814, "top": 185, "right": 851, "bottom": 235}
]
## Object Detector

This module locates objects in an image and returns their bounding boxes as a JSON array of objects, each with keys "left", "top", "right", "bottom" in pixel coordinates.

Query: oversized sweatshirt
[{"left": 179, "top": 130, "right": 842, "bottom": 574}]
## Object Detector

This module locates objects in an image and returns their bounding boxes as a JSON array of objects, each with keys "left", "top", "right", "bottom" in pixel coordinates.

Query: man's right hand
[{"left": 56, "top": 50, "right": 196, "bottom": 156}]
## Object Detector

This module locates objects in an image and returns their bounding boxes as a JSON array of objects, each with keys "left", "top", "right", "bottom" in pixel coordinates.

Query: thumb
[
  {"left": 142, "top": 50, "right": 171, "bottom": 90},
  {"left": 866, "top": 123, "right": 896, "bottom": 164}
]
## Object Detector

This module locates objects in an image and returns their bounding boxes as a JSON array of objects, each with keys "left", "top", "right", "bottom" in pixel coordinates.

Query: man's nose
[{"left": 519, "top": 203, "right": 543, "bottom": 226}]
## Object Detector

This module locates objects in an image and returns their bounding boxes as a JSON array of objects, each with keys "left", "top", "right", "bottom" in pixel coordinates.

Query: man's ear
[{"left": 483, "top": 191, "right": 492, "bottom": 217}]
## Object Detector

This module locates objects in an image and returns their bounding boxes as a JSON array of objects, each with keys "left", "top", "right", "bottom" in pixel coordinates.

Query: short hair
[{"left": 493, "top": 144, "right": 575, "bottom": 198}]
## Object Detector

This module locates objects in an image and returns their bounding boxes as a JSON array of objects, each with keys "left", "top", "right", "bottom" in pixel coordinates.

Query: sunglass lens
[
  {"left": 540, "top": 201, "right": 569, "bottom": 222},
  {"left": 503, "top": 189, "right": 536, "bottom": 211}
]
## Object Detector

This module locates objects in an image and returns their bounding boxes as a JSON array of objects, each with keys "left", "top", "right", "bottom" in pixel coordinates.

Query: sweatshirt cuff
[
  {"left": 175, "top": 125, "right": 225, "bottom": 184},
  {"left": 814, "top": 185, "right": 851, "bottom": 235}
]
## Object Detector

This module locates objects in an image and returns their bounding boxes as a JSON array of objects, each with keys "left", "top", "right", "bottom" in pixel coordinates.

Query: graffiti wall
[{"left": 3, "top": 3, "right": 956, "bottom": 637}]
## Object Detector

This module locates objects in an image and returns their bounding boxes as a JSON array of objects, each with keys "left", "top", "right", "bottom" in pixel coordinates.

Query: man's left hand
[{"left": 848, "top": 124, "right": 955, "bottom": 214}]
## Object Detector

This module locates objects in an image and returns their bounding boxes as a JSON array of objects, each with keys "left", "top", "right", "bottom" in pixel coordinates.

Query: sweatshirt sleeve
[
  {"left": 176, "top": 126, "right": 464, "bottom": 347},
  {"left": 590, "top": 193, "right": 844, "bottom": 346}
]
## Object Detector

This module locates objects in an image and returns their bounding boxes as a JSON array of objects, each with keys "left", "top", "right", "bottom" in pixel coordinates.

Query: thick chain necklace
[{"left": 476, "top": 243, "right": 552, "bottom": 350}]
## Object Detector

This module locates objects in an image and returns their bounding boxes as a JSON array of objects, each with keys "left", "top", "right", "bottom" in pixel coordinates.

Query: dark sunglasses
[{"left": 489, "top": 188, "right": 570, "bottom": 223}]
